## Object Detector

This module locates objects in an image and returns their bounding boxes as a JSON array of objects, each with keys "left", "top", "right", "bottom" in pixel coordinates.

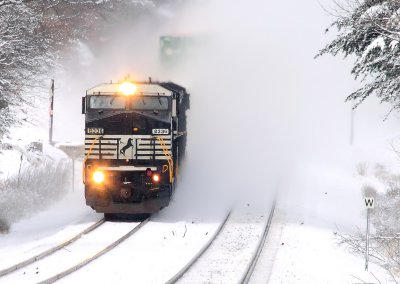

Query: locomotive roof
[{"left": 86, "top": 82, "right": 173, "bottom": 96}]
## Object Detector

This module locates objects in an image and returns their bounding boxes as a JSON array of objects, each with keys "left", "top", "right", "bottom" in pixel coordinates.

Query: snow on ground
[
  {"left": 264, "top": 140, "right": 400, "bottom": 284},
  {"left": 0, "top": 188, "right": 99, "bottom": 272},
  {"left": 268, "top": 215, "right": 388, "bottom": 284},
  {"left": 0, "top": 159, "right": 100, "bottom": 276},
  {"left": 0, "top": 149, "right": 21, "bottom": 179},
  {"left": 59, "top": 200, "right": 228, "bottom": 284},
  {"left": 1, "top": 220, "right": 135, "bottom": 284},
  {"left": 0, "top": 125, "right": 48, "bottom": 179},
  {"left": 177, "top": 205, "right": 272, "bottom": 284},
  {"left": 0, "top": 136, "right": 73, "bottom": 229}
]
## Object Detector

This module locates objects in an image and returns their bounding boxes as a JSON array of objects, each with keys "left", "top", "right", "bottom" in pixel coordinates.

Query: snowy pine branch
[{"left": 318, "top": 0, "right": 400, "bottom": 113}]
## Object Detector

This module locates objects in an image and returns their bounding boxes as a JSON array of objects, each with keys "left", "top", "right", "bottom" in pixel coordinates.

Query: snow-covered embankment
[{"left": 0, "top": 143, "right": 71, "bottom": 232}]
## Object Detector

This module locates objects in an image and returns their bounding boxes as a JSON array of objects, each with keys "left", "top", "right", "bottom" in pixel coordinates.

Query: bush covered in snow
[
  {"left": 0, "top": 145, "right": 70, "bottom": 232},
  {"left": 339, "top": 161, "right": 400, "bottom": 281}
]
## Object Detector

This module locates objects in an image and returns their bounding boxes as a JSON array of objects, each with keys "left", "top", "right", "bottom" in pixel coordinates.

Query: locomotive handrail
[
  {"left": 156, "top": 136, "right": 173, "bottom": 183},
  {"left": 173, "top": 131, "right": 186, "bottom": 140},
  {"left": 82, "top": 136, "right": 103, "bottom": 183}
]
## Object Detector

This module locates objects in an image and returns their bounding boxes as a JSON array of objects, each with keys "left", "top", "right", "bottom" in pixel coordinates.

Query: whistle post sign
[{"left": 364, "top": 197, "right": 375, "bottom": 209}]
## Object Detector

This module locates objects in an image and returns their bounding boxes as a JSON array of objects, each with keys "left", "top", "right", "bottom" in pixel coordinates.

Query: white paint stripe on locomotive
[
  {"left": 84, "top": 149, "right": 171, "bottom": 154},
  {"left": 84, "top": 148, "right": 171, "bottom": 153},
  {"left": 138, "top": 146, "right": 171, "bottom": 149},
  {"left": 84, "top": 152, "right": 117, "bottom": 155},
  {"left": 85, "top": 134, "right": 172, "bottom": 139},
  {"left": 136, "top": 151, "right": 166, "bottom": 154},
  {"left": 98, "top": 166, "right": 157, "bottom": 171},
  {"left": 84, "top": 156, "right": 170, "bottom": 159},
  {"left": 84, "top": 141, "right": 119, "bottom": 144},
  {"left": 144, "top": 156, "right": 170, "bottom": 160},
  {"left": 84, "top": 142, "right": 171, "bottom": 147}
]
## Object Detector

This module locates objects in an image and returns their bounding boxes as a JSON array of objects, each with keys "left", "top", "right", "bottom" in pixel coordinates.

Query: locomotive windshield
[
  {"left": 88, "top": 95, "right": 169, "bottom": 111},
  {"left": 89, "top": 96, "right": 125, "bottom": 109},
  {"left": 131, "top": 96, "right": 169, "bottom": 110}
]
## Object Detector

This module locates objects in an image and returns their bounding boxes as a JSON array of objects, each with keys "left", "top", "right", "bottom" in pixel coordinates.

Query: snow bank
[
  {"left": 0, "top": 142, "right": 71, "bottom": 232},
  {"left": 267, "top": 133, "right": 400, "bottom": 283}
]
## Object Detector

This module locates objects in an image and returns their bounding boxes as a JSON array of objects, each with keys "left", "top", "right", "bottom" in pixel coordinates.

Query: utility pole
[
  {"left": 350, "top": 105, "right": 355, "bottom": 146},
  {"left": 49, "top": 79, "right": 54, "bottom": 145}
]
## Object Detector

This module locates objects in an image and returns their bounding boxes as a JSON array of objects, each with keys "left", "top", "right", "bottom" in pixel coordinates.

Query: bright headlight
[
  {"left": 119, "top": 82, "right": 137, "bottom": 96},
  {"left": 93, "top": 171, "right": 105, "bottom": 184},
  {"left": 152, "top": 173, "right": 160, "bottom": 183}
]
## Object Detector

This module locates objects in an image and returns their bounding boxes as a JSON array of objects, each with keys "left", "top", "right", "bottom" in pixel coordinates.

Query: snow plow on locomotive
[{"left": 81, "top": 80, "right": 189, "bottom": 216}]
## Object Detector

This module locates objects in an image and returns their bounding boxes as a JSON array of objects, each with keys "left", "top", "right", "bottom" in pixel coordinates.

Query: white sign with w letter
[{"left": 364, "top": 197, "right": 374, "bottom": 209}]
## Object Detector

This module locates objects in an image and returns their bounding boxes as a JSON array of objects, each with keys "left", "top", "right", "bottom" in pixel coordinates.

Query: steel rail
[
  {"left": 0, "top": 218, "right": 105, "bottom": 277},
  {"left": 239, "top": 199, "right": 277, "bottom": 284},
  {"left": 38, "top": 217, "right": 150, "bottom": 284},
  {"left": 165, "top": 210, "right": 232, "bottom": 284}
]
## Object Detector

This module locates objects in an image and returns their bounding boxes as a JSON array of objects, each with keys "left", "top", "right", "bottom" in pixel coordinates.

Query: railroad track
[
  {"left": 0, "top": 203, "right": 275, "bottom": 283},
  {"left": 168, "top": 201, "right": 277, "bottom": 284},
  {"left": 0, "top": 217, "right": 149, "bottom": 284},
  {"left": 240, "top": 200, "right": 276, "bottom": 284},
  {"left": 0, "top": 218, "right": 105, "bottom": 277},
  {"left": 165, "top": 211, "right": 232, "bottom": 284}
]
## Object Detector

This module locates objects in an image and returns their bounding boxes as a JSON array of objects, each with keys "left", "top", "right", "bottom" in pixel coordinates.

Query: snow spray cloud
[
  {"left": 52, "top": 0, "right": 400, "bottom": 215},
  {"left": 52, "top": 6, "right": 165, "bottom": 142},
  {"left": 154, "top": 0, "right": 399, "bottom": 212},
  {"left": 156, "top": 0, "right": 359, "bottom": 211}
]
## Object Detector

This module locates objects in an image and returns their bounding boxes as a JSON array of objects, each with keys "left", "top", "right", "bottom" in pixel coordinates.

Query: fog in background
[{"left": 49, "top": 0, "right": 400, "bottom": 213}]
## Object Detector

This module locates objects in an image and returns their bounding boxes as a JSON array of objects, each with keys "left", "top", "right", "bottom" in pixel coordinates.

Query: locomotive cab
[{"left": 82, "top": 80, "right": 189, "bottom": 216}]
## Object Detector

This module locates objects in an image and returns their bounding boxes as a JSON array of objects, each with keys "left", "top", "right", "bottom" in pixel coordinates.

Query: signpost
[
  {"left": 49, "top": 79, "right": 55, "bottom": 145},
  {"left": 364, "top": 197, "right": 374, "bottom": 271},
  {"left": 350, "top": 106, "right": 355, "bottom": 145},
  {"left": 57, "top": 144, "right": 84, "bottom": 191}
]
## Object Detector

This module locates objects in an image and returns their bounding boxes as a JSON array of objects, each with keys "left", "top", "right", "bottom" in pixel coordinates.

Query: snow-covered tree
[
  {"left": 318, "top": 0, "right": 400, "bottom": 113},
  {"left": 0, "top": 0, "right": 153, "bottom": 138}
]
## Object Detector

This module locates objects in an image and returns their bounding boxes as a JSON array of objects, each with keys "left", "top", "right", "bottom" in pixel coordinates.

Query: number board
[
  {"left": 87, "top": 127, "right": 104, "bottom": 135},
  {"left": 152, "top": 129, "right": 169, "bottom": 135}
]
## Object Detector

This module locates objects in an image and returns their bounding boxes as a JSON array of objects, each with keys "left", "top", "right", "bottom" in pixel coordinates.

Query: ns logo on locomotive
[{"left": 82, "top": 79, "right": 190, "bottom": 217}]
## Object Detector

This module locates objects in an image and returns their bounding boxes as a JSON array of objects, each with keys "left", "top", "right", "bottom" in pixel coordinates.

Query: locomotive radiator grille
[{"left": 84, "top": 135, "right": 172, "bottom": 160}]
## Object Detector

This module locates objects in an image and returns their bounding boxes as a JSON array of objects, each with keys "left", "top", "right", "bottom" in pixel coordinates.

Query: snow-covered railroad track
[
  {"left": 165, "top": 211, "right": 232, "bottom": 284},
  {"left": 0, "top": 218, "right": 149, "bottom": 284},
  {"left": 240, "top": 200, "right": 276, "bottom": 284},
  {"left": 173, "top": 201, "right": 276, "bottom": 284},
  {"left": 0, "top": 218, "right": 105, "bottom": 278}
]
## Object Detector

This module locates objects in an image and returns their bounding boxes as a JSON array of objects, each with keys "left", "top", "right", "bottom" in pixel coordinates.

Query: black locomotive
[{"left": 81, "top": 80, "right": 189, "bottom": 216}]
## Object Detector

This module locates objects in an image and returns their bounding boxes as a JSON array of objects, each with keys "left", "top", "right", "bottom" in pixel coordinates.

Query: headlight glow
[
  {"left": 119, "top": 82, "right": 137, "bottom": 96},
  {"left": 152, "top": 174, "right": 160, "bottom": 183},
  {"left": 93, "top": 171, "right": 105, "bottom": 184}
]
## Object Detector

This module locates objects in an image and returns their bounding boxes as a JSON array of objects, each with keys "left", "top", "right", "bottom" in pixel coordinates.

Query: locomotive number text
[
  {"left": 87, "top": 127, "right": 104, "bottom": 134},
  {"left": 152, "top": 129, "right": 169, "bottom": 135}
]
